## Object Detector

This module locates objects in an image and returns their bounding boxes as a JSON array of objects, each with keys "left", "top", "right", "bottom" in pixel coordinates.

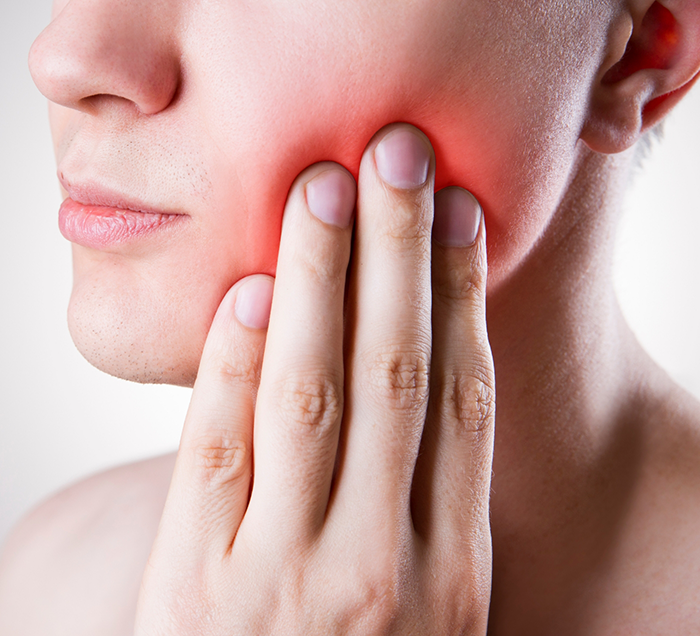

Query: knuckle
[
  {"left": 429, "top": 542, "right": 493, "bottom": 632},
  {"left": 435, "top": 368, "right": 495, "bottom": 437},
  {"left": 216, "top": 355, "right": 259, "bottom": 389},
  {"left": 192, "top": 432, "right": 251, "bottom": 487},
  {"left": 295, "top": 240, "right": 348, "bottom": 289},
  {"left": 433, "top": 240, "right": 487, "bottom": 306},
  {"left": 366, "top": 345, "right": 430, "bottom": 412},
  {"left": 341, "top": 567, "right": 404, "bottom": 632},
  {"left": 357, "top": 583, "right": 401, "bottom": 631},
  {"left": 434, "top": 267, "right": 486, "bottom": 306},
  {"left": 276, "top": 373, "right": 343, "bottom": 433},
  {"left": 379, "top": 195, "right": 432, "bottom": 249},
  {"left": 441, "top": 584, "right": 491, "bottom": 635}
]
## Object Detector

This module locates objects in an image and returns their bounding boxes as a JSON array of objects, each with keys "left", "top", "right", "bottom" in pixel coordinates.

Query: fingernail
[
  {"left": 375, "top": 128, "right": 431, "bottom": 189},
  {"left": 234, "top": 276, "right": 274, "bottom": 329},
  {"left": 306, "top": 169, "right": 356, "bottom": 228},
  {"left": 433, "top": 188, "right": 482, "bottom": 247}
]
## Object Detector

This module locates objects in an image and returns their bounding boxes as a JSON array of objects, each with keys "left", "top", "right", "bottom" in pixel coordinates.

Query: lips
[{"left": 57, "top": 177, "right": 187, "bottom": 250}]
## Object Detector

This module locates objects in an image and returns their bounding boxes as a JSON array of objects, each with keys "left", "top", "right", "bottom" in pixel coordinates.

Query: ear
[{"left": 581, "top": 0, "right": 700, "bottom": 154}]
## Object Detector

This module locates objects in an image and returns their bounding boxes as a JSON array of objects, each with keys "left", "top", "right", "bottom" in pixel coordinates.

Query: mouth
[{"left": 57, "top": 175, "right": 188, "bottom": 250}]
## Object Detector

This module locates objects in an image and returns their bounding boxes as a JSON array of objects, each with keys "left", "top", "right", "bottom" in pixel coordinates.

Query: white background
[{"left": 1, "top": 1, "right": 699, "bottom": 543}]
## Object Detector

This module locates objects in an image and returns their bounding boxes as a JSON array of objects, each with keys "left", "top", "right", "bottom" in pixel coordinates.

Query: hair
[{"left": 632, "top": 123, "right": 666, "bottom": 173}]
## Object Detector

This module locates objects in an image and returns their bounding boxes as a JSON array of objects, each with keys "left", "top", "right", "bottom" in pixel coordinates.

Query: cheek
[
  {"left": 64, "top": 0, "right": 605, "bottom": 384},
  {"left": 193, "top": 16, "right": 593, "bottom": 289}
]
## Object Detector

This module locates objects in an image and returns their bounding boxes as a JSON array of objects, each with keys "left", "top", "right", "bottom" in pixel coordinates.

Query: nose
[{"left": 29, "top": 0, "right": 180, "bottom": 116}]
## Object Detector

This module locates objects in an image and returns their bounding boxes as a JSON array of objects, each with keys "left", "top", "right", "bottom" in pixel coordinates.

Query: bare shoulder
[
  {"left": 649, "top": 382, "right": 700, "bottom": 466},
  {"left": 594, "top": 381, "right": 700, "bottom": 633},
  {"left": 639, "top": 379, "right": 700, "bottom": 504},
  {"left": 0, "top": 453, "right": 176, "bottom": 636}
]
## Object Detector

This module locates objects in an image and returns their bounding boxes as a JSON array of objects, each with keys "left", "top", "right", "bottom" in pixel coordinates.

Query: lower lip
[{"left": 58, "top": 198, "right": 185, "bottom": 249}]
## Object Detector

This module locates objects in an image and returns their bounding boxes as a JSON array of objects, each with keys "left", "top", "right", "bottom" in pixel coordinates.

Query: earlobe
[{"left": 581, "top": 0, "right": 700, "bottom": 154}]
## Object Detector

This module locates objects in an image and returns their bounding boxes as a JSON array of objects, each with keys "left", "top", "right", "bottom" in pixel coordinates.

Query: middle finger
[{"left": 336, "top": 124, "right": 435, "bottom": 526}]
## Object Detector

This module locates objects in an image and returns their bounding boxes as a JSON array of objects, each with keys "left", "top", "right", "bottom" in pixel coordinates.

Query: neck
[{"left": 486, "top": 144, "right": 656, "bottom": 619}]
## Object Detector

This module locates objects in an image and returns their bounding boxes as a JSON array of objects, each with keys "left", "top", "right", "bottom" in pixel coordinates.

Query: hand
[{"left": 135, "top": 124, "right": 495, "bottom": 635}]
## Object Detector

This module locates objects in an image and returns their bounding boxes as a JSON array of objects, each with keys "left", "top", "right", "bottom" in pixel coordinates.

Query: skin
[
  {"left": 28, "top": 0, "right": 618, "bottom": 385},
  {"left": 1, "top": 0, "right": 700, "bottom": 633}
]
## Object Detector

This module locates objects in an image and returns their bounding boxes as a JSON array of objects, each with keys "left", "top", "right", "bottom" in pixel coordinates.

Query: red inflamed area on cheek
[{"left": 268, "top": 111, "right": 495, "bottom": 219}]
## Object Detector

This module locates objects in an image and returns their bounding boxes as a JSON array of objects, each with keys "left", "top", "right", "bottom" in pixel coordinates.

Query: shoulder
[
  {"left": 598, "top": 379, "right": 700, "bottom": 632},
  {"left": 642, "top": 379, "right": 700, "bottom": 488},
  {"left": 0, "top": 453, "right": 176, "bottom": 636}
]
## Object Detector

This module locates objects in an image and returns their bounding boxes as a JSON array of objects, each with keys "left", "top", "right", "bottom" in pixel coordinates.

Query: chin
[{"left": 67, "top": 274, "right": 207, "bottom": 388}]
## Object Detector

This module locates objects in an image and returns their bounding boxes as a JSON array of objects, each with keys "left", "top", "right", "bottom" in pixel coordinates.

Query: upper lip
[{"left": 58, "top": 172, "right": 184, "bottom": 216}]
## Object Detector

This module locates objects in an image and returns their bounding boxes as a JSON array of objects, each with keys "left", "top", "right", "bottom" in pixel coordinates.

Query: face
[{"left": 30, "top": 0, "right": 614, "bottom": 386}]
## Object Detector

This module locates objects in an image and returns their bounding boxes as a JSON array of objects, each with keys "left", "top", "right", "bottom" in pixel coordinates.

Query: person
[{"left": 1, "top": 0, "right": 699, "bottom": 632}]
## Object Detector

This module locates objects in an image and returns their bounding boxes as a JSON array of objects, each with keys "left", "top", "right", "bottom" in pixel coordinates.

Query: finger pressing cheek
[
  {"left": 246, "top": 163, "right": 356, "bottom": 543},
  {"left": 414, "top": 187, "right": 494, "bottom": 555},
  {"left": 339, "top": 124, "right": 435, "bottom": 527}
]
